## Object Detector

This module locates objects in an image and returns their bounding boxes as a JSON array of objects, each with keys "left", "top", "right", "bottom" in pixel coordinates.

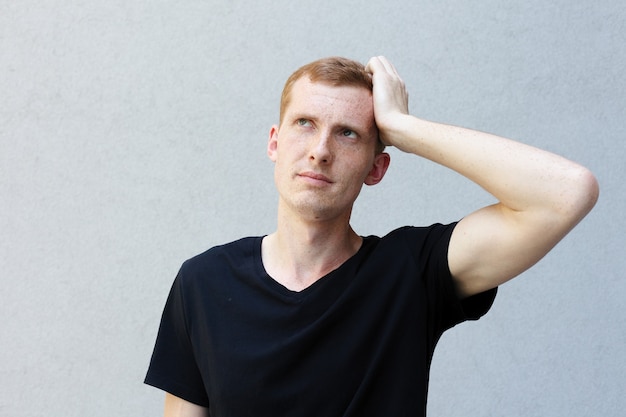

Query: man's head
[
  {"left": 268, "top": 57, "right": 391, "bottom": 222},
  {"left": 279, "top": 57, "right": 385, "bottom": 154}
]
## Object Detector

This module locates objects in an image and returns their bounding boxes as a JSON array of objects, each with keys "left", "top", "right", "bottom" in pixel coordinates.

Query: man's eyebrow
[
  {"left": 288, "top": 112, "right": 369, "bottom": 136},
  {"left": 287, "top": 112, "right": 315, "bottom": 121}
]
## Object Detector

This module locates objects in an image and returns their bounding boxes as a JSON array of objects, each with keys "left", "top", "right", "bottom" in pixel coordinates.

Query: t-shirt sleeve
[
  {"left": 404, "top": 223, "right": 497, "bottom": 333},
  {"left": 144, "top": 269, "right": 210, "bottom": 407}
]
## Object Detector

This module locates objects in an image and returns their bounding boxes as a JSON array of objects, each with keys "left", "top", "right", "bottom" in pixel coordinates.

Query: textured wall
[{"left": 1, "top": 1, "right": 624, "bottom": 416}]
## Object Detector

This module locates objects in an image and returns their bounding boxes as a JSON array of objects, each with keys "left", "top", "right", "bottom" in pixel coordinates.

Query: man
[{"left": 145, "top": 56, "right": 598, "bottom": 416}]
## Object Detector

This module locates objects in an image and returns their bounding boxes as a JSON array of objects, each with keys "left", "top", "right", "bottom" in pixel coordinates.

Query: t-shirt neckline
[{"left": 252, "top": 235, "right": 373, "bottom": 301}]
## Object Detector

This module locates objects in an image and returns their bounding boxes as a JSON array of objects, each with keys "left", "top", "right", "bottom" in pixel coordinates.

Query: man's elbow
[{"left": 562, "top": 165, "right": 599, "bottom": 223}]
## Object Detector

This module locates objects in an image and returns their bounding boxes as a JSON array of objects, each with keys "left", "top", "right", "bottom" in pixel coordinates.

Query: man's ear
[
  {"left": 364, "top": 152, "right": 391, "bottom": 186},
  {"left": 267, "top": 125, "right": 279, "bottom": 162}
]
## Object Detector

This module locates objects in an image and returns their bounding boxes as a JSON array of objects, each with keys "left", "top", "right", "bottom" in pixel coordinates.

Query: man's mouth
[{"left": 298, "top": 171, "right": 333, "bottom": 184}]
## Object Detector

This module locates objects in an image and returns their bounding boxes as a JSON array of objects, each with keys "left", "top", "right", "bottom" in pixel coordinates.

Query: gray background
[{"left": 1, "top": 1, "right": 624, "bottom": 416}]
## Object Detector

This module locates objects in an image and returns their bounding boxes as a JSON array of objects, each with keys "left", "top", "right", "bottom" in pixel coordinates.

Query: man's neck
[{"left": 261, "top": 212, "right": 362, "bottom": 292}]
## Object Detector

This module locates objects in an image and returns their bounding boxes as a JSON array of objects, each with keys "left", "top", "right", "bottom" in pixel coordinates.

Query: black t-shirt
[{"left": 145, "top": 224, "right": 497, "bottom": 416}]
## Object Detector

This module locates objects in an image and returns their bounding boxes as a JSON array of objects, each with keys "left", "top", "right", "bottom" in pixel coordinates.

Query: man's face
[{"left": 267, "top": 77, "right": 390, "bottom": 222}]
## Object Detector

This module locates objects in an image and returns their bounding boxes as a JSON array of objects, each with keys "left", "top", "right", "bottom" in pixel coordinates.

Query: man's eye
[
  {"left": 342, "top": 129, "right": 357, "bottom": 138},
  {"left": 297, "top": 119, "right": 310, "bottom": 126}
]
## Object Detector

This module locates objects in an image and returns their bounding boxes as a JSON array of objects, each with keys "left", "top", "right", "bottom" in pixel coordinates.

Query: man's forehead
[
  {"left": 292, "top": 76, "right": 371, "bottom": 97},
  {"left": 288, "top": 78, "right": 374, "bottom": 117}
]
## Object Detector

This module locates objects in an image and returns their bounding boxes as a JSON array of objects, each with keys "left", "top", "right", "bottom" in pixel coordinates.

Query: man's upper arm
[
  {"left": 164, "top": 393, "right": 209, "bottom": 417},
  {"left": 448, "top": 202, "right": 576, "bottom": 298}
]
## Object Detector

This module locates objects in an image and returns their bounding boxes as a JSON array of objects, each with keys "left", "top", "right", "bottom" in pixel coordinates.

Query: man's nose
[{"left": 309, "top": 131, "right": 333, "bottom": 164}]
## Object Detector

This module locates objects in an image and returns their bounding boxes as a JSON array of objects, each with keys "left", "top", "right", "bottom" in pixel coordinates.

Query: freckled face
[{"left": 267, "top": 78, "right": 389, "bottom": 221}]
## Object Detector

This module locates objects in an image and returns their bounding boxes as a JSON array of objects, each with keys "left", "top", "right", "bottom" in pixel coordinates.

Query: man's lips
[{"left": 298, "top": 171, "right": 333, "bottom": 184}]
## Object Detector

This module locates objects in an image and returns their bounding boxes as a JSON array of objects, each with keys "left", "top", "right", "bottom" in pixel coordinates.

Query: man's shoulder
[
  {"left": 372, "top": 223, "right": 457, "bottom": 243},
  {"left": 180, "top": 236, "right": 264, "bottom": 274},
  {"left": 356, "top": 223, "right": 457, "bottom": 265}
]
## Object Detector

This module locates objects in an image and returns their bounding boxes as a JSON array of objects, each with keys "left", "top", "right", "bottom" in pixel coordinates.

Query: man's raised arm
[{"left": 366, "top": 56, "right": 599, "bottom": 298}]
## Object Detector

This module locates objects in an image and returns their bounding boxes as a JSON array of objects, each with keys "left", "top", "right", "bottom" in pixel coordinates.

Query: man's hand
[{"left": 365, "top": 56, "right": 410, "bottom": 147}]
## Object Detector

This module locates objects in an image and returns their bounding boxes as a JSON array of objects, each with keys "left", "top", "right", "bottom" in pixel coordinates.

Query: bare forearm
[{"left": 385, "top": 114, "right": 598, "bottom": 220}]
